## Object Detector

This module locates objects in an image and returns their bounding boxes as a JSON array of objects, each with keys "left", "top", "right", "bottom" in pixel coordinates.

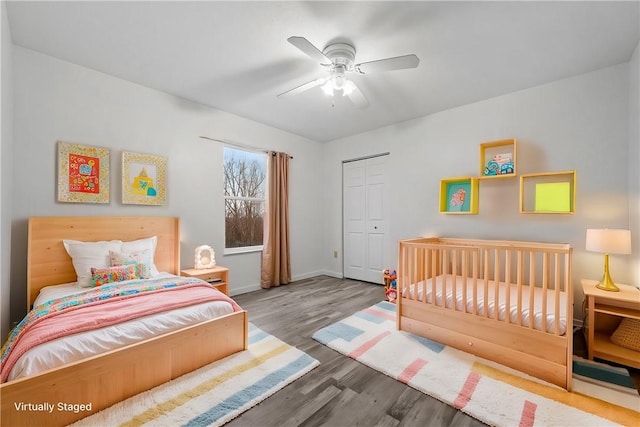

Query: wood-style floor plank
[{"left": 228, "top": 276, "right": 486, "bottom": 427}]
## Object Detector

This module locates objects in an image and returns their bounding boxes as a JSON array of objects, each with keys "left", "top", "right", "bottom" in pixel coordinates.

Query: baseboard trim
[
  {"left": 314, "top": 270, "right": 343, "bottom": 279},
  {"left": 229, "top": 283, "right": 261, "bottom": 297},
  {"left": 293, "top": 270, "right": 343, "bottom": 280},
  {"left": 229, "top": 271, "right": 344, "bottom": 296}
]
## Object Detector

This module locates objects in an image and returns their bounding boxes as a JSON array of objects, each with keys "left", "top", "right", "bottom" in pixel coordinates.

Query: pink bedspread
[{"left": 1, "top": 278, "right": 241, "bottom": 382}]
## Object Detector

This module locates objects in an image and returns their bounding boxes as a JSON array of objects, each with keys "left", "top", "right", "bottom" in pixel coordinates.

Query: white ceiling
[{"left": 6, "top": 1, "right": 639, "bottom": 142}]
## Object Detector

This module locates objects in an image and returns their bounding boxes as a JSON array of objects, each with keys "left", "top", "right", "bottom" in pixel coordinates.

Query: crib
[{"left": 397, "top": 237, "right": 573, "bottom": 390}]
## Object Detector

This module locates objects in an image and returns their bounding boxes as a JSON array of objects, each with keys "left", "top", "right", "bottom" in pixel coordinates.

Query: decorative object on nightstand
[
  {"left": 181, "top": 266, "right": 229, "bottom": 295},
  {"left": 585, "top": 228, "right": 631, "bottom": 292},
  {"left": 194, "top": 245, "right": 216, "bottom": 269}
]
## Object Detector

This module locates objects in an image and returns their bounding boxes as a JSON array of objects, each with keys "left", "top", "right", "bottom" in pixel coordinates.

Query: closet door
[{"left": 343, "top": 155, "right": 388, "bottom": 284}]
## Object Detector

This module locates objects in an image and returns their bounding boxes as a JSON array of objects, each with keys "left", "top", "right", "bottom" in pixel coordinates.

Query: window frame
[{"left": 222, "top": 146, "right": 267, "bottom": 255}]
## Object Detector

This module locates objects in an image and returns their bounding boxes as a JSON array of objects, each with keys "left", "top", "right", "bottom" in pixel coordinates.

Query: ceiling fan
[{"left": 278, "top": 36, "right": 420, "bottom": 108}]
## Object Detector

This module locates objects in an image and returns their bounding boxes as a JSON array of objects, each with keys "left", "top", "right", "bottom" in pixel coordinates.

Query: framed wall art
[
  {"left": 57, "top": 141, "right": 110, "bottom": 203},
  {"left": 122, "top": 151, "right": 167, "bottom": 205},
  {"left": 439, "top": 177, "right": 479, "bottom": 214}
]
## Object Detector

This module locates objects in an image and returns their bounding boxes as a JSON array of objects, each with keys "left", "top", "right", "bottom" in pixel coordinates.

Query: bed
[
  {"left": 397, "top": 237, "right": 573, "bottom": 390},
  {"left": 0, "top": 216, "right": 248, "bottom": 426}
]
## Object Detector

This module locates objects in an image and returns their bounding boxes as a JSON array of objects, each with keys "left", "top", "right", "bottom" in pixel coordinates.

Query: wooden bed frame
[
  {"left": 397, "top": 237, "right": 573, "bottom": 390},
  {"left": 1, "top": 216, "right": 248, "bottom": 427}
]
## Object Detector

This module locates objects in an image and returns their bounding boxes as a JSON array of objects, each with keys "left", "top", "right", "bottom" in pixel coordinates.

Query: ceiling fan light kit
[{"left": 279, "top": 36, "right": 420, "bottom": 109}]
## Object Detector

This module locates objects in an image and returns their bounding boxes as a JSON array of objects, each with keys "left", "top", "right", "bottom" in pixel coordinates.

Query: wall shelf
[
  {"left": 519, "top": 170, "right": 576, "bottom": 214},
  {"left": 479, "top": 138, "right": 517, "bottom": 179},
  {"left": 439, "top": 177, "right": 479, "bottom": 214}
]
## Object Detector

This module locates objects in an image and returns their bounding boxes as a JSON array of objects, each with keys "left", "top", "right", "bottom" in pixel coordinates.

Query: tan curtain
[{"left": 261, "top": 151, "right": 291, "bottom": 288}]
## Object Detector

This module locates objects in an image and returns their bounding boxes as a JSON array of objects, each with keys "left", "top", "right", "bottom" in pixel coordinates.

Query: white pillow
[
  {"left": 63, "top": 239, "right": 123, "bottom": 287},
  {"left": 120, "top": 236, "right": 160, "bottom": 276}
]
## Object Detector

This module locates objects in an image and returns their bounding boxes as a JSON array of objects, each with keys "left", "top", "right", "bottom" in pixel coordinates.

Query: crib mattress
[{"left": 403, "top": 274, "right": 567, "bottom": 336}]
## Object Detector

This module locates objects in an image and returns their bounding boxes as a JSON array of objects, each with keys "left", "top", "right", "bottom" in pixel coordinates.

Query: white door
[{"left": 343, "top": 155, "right": 389, "bottom": 284}]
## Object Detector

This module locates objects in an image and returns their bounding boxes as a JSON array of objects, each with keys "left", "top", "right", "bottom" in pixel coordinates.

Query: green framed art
[{"left": 439, "top": 177, "right": 479, "bottom": 214}]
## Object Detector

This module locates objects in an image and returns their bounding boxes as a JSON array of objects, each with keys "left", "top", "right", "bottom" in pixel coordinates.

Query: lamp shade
[{"left": 585, "top": 229, "right": 631, "bottom": 254}]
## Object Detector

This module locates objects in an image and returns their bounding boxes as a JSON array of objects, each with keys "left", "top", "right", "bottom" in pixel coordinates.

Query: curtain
[{"left": 261, "top": 151, "right": 291, "bottom": 288}]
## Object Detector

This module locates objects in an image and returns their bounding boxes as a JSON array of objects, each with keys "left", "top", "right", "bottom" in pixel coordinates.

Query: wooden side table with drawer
[
  {"left": 181, "top": 266, "right": 229, "bottom": 295},
  {"left": 581, "top": 279, "right": 640, "bottom": 369}
]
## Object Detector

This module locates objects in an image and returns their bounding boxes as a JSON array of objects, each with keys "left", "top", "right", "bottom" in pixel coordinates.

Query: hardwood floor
[{"left": 228, "top": 276, "right": 487, "bottom": 427}]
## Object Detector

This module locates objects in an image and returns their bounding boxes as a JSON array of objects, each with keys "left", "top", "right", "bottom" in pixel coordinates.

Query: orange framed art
[{"left": 57, "top": 141, "right": 110, "bottom": 203}]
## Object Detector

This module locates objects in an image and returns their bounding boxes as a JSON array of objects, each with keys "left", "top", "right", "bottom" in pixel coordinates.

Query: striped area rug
[
  {"left": 72, "top": 324, "right": 319, "bottom": 427},
  {"left": 312, "top": 302, "right": 640, "bottom": 427}
]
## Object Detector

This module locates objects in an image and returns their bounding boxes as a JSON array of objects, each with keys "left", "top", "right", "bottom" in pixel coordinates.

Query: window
[{"left": 223, "top": 147, "right": 267, "bottom": 253}]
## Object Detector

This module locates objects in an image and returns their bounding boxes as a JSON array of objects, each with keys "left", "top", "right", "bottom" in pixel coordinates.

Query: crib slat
[
  {"left": 473, "top": 250, "right": 478, "bottom": 315},
  {"left": 505, "top": 250, "right": 511, "bottom": 325},
  {"left": 517, "top": 251, "right": 524, "bottom": 326},
  {"left": 564, "top": 253, "right": 571, "bottom": 337},
  {"left": 553, "top": 253, "right": 556, "bottom": 335},
  {"left": 462, "top": 249, "right": 468, "bottom": 314},
  {"left": 494, "top": 249, "right": 500, "bottom": 321},
  {"left": 483, "top": 249, "right": 489, "bottom": 318},
  {"left": 542, "top": 252, "right": 549, "bottom": 333},
  {"left": 421, "top": 249, "right": 424, "bottom": 302},
  {"left": 411, "top": 250, "right": 421, "bottom": 300},
  {"left": 431, "top": 249, "right": 437, "bottom": 305},
  {"left": 529, "top": 252, "right": 535, "bottom": 329},
  {"left": 452, "top": 249, "right": 458, "bottom": 310}
]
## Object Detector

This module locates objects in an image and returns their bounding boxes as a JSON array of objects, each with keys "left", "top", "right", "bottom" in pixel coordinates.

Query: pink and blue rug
[{"left": 313, "top": 301, "right": 639, "bottom": 427}]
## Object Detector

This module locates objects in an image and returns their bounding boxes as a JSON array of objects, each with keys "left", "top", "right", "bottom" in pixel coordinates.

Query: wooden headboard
[{"left": 27, "top": 216, "right": 180, "bottom": 309}]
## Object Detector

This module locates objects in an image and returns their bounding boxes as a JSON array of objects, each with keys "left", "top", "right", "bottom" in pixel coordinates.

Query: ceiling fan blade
[
  {"left": 287, "top": 36, "right": 331, "bottom": 64},
  {"left": 277, "top": 78, "right": 326, "bottom": 98},
  {"left": 346, "top": 81, "right": 369, "bottom": 109},
  {"left": 355, "top": 54, "right": 420, "bottom": 74}
]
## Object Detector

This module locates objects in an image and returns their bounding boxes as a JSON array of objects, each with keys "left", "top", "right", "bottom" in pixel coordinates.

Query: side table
[
  {"left": 581, "top": 279, "right": 640, "bottom": 369},
  {"left": 181, "top": 266, "right": 229, "bottom": 295}
]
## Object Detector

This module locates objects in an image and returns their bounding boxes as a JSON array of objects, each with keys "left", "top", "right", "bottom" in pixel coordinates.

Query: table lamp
[
  {"left": 194, "top": 245, "right": 216, "bottom": 269},
  {"left": 585, "top": 228, "right": 631, "bottom": 292}
]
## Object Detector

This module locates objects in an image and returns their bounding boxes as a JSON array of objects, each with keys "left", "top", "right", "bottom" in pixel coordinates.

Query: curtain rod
[{"left": 199, "top": 136, "right": 292, "bottom": 159}]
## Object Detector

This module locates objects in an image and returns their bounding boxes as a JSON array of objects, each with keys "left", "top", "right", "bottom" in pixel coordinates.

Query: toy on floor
[{"left": 383, "top": 269, "right": 397, "bottom": 303}]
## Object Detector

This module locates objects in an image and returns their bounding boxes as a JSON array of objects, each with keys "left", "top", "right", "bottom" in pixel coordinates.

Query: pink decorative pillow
[
  {"left": 90, "top": 265, "right": 137, "bottom": 287},
  {"left": 109, "top": 250, "right": 152, "bottom": 279},
  {"left": 120, "top": 237, "right": 160, "bottom": 277}
]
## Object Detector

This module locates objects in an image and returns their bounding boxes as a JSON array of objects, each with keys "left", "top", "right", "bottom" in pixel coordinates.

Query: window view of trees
[{"left": 223, "top": 147, "right": 267, "bottom": 249}]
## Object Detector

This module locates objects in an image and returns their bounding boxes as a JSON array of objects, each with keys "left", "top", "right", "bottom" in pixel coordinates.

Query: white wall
[
  {"left": 323, "top": 63, "right": 633, "bottom": 319},
  {"left": 628, "top": 40, "right": 640, "bottom": 285},
  {"left": 1, "top": 1, "right": 14, "bottom": 340},
  {"left": 8, "top": 46, "right": 325, "bottom": 328},
  {"left": 6, "top": 42, "right": 638, "bottom": 335}
]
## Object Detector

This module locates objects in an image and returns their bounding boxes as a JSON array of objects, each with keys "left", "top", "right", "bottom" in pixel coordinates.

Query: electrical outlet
[{"left": 333, "top": 250, "right": 338, "bottom": 258}]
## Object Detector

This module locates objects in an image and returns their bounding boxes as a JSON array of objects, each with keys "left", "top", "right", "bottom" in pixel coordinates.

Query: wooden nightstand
[
  {"left": 181, "top": 266, "right": 229, "bottom": 295},
  {"left": 581, "top": 279, "right": 640, "bottom": 369}
]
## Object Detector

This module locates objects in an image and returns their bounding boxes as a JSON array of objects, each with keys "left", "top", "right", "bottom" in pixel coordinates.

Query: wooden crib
[{"left": 397, "top": 237, "right": 573, "bottom": 390}]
